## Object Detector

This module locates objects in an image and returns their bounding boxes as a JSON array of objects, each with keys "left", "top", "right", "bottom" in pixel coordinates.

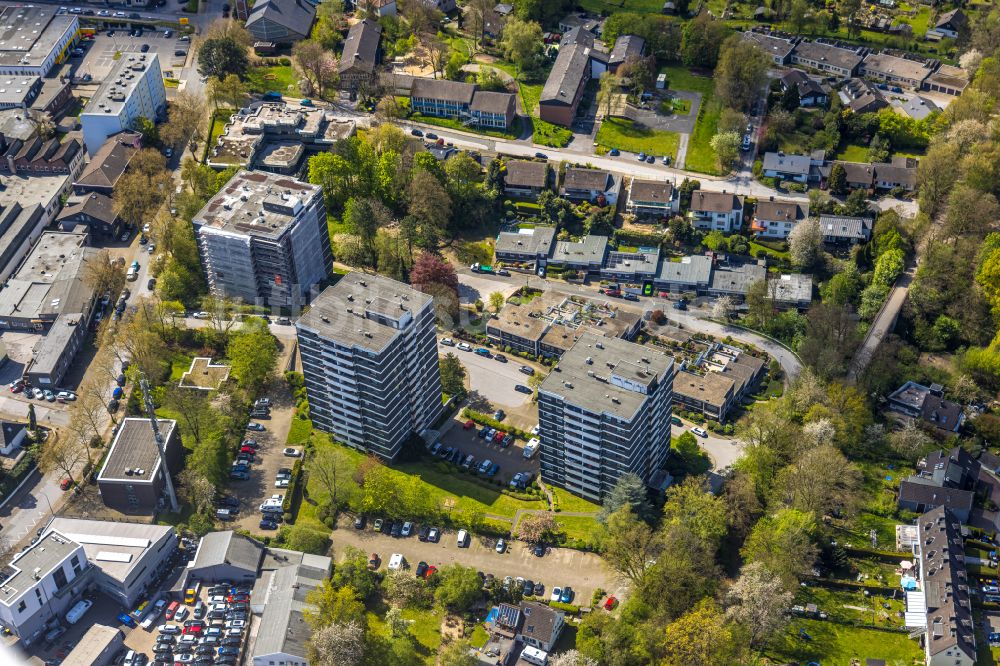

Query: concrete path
[
  {"left": 847, "top": 267, "right": 914, "bottom": 383},
  {"left": 675, "top": 133, "right": 689, "bottom": 170}
]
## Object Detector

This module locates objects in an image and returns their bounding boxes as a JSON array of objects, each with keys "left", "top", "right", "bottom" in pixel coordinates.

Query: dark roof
[
  {"left": 57, "top": 192, "right": 119, "bottom": 226},
  {"left": 922, "top": 395, "right": 963, "bottom": 431},
  {"left": 791, "top": 40, "right": 864, "bottom": 72},
  {"left": 518, "top": 601, "right": 562, "bottom": 646},
  {"left": 504, "top": 160, "right": 548, "bottom": 188},
  {"left": 75, "top": 131, "right": 140, "bottom": 190},
  {"left": 246, "top": 0, "right": 316, "bottom": 39},
  {"left": 781, "top": 69, "right": 825, "bottom": 98},
  {"left": 560, "top": 26, "right": 595, "bottom": 49},
  {"left": 754, "top": 199, "right": 805, "bottom": 223},
  {"left": 97, "top": 418, "right": 177, "bottom": 484},
  {"left": 563, "top": 167, "right": 611, "bottom": 192},
  {"left": 194, "top": 530, "right": 265, "bottom": 574},
  {"left": 873, "top": 159, "right": 917, "bottom": 189},
  {"left": 918, "top": 507, "right": 976, "bottom": 662},
  {"left": 842, "top": 77, "right": 887, "bottom": 114},
  {"left": 339, "top": 19, "right": 381, "bottom": 75},
  {"left": 690, "top": 190, "right": 742, "bottom": 213},
  {"left": 833, "top": 161, "right": 875, "bottom": 186},
  {"left": 470, "top": 90, "right": 515, "bottom": 115},
  {"left": 935, "top": 8, "right": 966, "bottom": 30},
  {"left": 609, "top": 34, "right": 644, "bottom": 66},
  {"left": 898, "top": 479, "right": 973, "bottom": 513},
  {"left": 541, "top": 43, "right": 590, "bottom": 106},
  {"left": 411, "top": 78, "right": 476, "bottom": 104},
  {"left": 629, "top": 179, "right": 673, "bottom": 204},
  {"left": 819, "top": 214, "right": 872, "bottom": 240},
  {"left": 495, "top": 603, "right": 521, "bottom": 630}
]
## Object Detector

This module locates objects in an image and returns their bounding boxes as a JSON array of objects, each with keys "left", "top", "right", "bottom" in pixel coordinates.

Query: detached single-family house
[
  {"left": 688, "top": 190, "right": 744, "bottom": 232},
  {"left": 548, "top": 235, "right": 608, "bottom": 273},
  {"left": 780, "top": 70, "right": 829, "bottom": 107},
  {"left": 926, "top": 8, "right": 966, "bottom": 40},
  {"left": 0, "top": 421, "right": 28, "bottom": 456},
  {"left": 338, "top": 19, "right": 382, "bottom": 92},
  {"left": 562, "top": 168, "right": 620, "bottom": 205},
  {"left": 888, "top": 381, "right": 964, "bottom": 432},
  {"left": 626, "top": 179, "right": 677, "bottom": 218},
  {"left": 503, "top": 160, "right": 549, "bottom": 199},
  {"left": 819, "top": 214, "right": 873, "bottom": 245},
  {"left": 245, "top": 0, "right": 316, "bottom": 45},
  {"left": 873, "top": 156, "right": 918, "bottom": 191},
  {"left": 762, "top": 151, "right": 811, "bottom": 183},
  {"left": 751, "top": 198, "right": 807, "bottom": 239},
  {"left": 840, "top": 77, "right": 888, "bottom": 114},
  {"left": 834, "top": 161, "right": 876, "bottom": 190}
]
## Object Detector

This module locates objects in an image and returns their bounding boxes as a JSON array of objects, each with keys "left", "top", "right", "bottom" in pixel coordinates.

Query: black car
[
  {"left": 534, "top": 152, "right": 547, "bottom": 159},
  {"left": 215, "top": 658, "right": 237, "bottom": 666},
  {"left": 410, "top": 129, "right": 423, "bottom": 137},
  {"left": 196, "top": 646, "right": 216, "bottom": 655},
  {"left": 514, "top": 384, "right": 532, "bottom": 394},
  {"left": 259, "top": 519, "right": 278, "bottom": 530},
  {"left": 533, "top": 544, "right": 545, "bottom": 557},
  {"left": 156, "top": 635, "right": 176, "bottom": 644},
  {"left": 152, "top": 644, "right": 173, "bottom": 654},
  {"left": 494, "top": 354, "right": 507, "bottom": 363},
  {"left": 353, "top": 515, "right": 365, "bottom": 529},
  {"left": 523, "top": 579, "right": 534, "bottom": 596},
  {"left": 519, "top": 365, "right": 535, "bottom": 376},
  {"left": 414, "top": 561, "right": 428, "bottom": 577},
  {"left": 141, "top": 43, "right": 150, "bottom": 52},
  {"left": 425, "top": 132, "right": 438, "bottom": 140},
  {"left": 147, "top": 277, "right": 156, "bottom": 290},
  {"left": 390, "top": 521, "right": 402, "bottom": 538},
  {"left": 380, "top": 519, "right": 392, "bottom": 534},
  {"left": 139, "top": 236, "right": 148, "bottom": 245},
  {"left": 418, "top": 525, "right": 430, "bottom": 541},
  {"left": 533, "top": 582, "right": 544, "bottom": 596},
  {"left": 215, "top": 496, "right": 239, "bottom": 508}
]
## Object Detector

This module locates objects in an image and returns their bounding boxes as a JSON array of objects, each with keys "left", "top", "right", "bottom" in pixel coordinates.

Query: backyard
[
  {"left": 245, "top": 64, "right": 299, "bottom": 96},
  {"left": 765, "top": 618, "right": 922, "bottom": 664},
  {"left": 595, "top": 118, "right": 680, "bottom": 159},
  {"left": 660, "top": 66, "right": 720, "bottom": 175}
]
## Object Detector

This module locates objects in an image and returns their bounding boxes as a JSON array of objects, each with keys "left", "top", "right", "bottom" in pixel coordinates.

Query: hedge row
[
  {"left": 805, "top": 577, "right": 899, "bottom": 596},
  {"left": 0, "top": 451, "right": 35, "bottom": 497},
  {"left": 842, "top": 545, "right": 912, "bottom": 563},
  {"left": 282, "top": 457, "right": 304, "bottom": 520},
  {"left": 461, "top": 408, "right": 530, "bottom": 441}
]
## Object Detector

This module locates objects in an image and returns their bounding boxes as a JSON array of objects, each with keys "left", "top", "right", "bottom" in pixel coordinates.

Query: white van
[
  {"left": 521, "top": 646, "right": 549, "bottom": 666},
  {"left": 65, "top": 599, "right": 93, "bottom": 624},
  {"left": 388, "top": 553, "right": 405, "bottom": 570},
  {"left": 523, "top": 438, "right": 540, "bottom": 459},
  {"left": 457, "top": 529, "right": 469, "bottom": 547}
]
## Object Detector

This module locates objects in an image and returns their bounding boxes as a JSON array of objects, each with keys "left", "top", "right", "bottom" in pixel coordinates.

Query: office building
[
  {"left": 0, "top": 6, "right": 78, "bottom": 78},
  {"left": 537, "top": 333, "right": 674, "bottom": 501},
  {"left": 80, "top": 53, "right": 165, "bottom": 156},
  {"left": 193, "top": 170, "right": 331, "bottom": 307},
  {"left": 47, "top": 518, "right": 178, "bottom": 608},
  {"left": 296, "top": 272, "right": 443, "bottom": 460},
  {"left": 0, "top": 531, "right": 92, "bottom": 645},
  {"left": 96, "top": 418, "right": 182, "bottom": 514}
]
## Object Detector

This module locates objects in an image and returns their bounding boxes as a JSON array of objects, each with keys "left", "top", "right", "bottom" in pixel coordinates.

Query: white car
[
  {"left": 275, "top": 478, "right": 290, "bottom": 488},
  {"left": 192, "top": 311, "right": 210, "bottom": 319},
  {"left": 440, "top": 337, "right": 455, "bottom": 346},
  {"left": 157, "top": 624, "right": 181, "bottom": 634},
  {"left": 56, "top": 391, "right": 76, "bottom": 401},
  {"left": 496, "top": 539, "right": 506, "bottom": 553},
  {"left": 174, "top": 607, "right": 189, "bottom": 621},
  {"left": 690, "top": 426, "right": 708, "bottom": 438},
  {"left": 388, "top": 553, "right": 405, "bottom": 570},
  {"left": 550, "top": 587, "right": 562, "bottom": 602},
  {"left": 147, "top": 244, "right": 155, "bottom": 254},
  {"left": 226, "top": 619, "right": 246, "bottom": 629},
  {"left": 175, "top": 655, "right": 195, "bottom": 664},
  {"left": 457, "top": 342, "right": 472, "bottom": 352},
  {"left": 32, "top": 387, "right": 44, "bottom": 399},
  {"left": 283, "top": 447, "right": 301, "bottom": 457},
  {"left": 142, "top": 224, "right": 150, "bottom": 233}
]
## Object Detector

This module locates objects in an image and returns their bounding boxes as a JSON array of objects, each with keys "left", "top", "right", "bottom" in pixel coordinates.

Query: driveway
[
  {"left": 625, "top": 90, "right": 700, "bottom": 134},
  {"left": 445, "top": 342, "right": 534, "bottom": 411},
  {"left": 330, "top": 516, "right": 624, "bottom": 605},
  {"left": 673, "top": 416, "right": 744, "bottom": 472}
]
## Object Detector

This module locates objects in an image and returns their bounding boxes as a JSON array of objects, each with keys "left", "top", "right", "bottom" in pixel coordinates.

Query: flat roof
[
  {"left": 83, "top": 53, "right": 160, "bottom": 118},
  {"left": 0, "top": 230, "right": 95, "bottom": 321},
  {"left": 297, "top": 272, "right": 432, "bottom": 353},
  {"left": 658, "top": 254, "right": 712, "bottom": 285},
  {"left": 0, "top": 531, "right": 80, "bottom": 608},
  {"left": 0, "top": 6, "right": 77, "bottom": 70},
  {"left": 539, "top": 333, "right": 673, "bottom": 421},
  {"left": 252, "top": 563, "right": 329, "bottom": 659},
  {"left": 495, "top": 226, "right": 555, "bottom": 257},
  {"left": 768, "top": 273, "right": 812, "bottom": 304},
  {"left": 62, "top": 624, "right": 121, "bottom": 665},
  {"left": 194, "top": 170, "right": 321, "bottom": 239},
  {"left": 673, "top": 370, "right": 734, "bottom": 408},
  {"left": 47, "top": 518, "right": 174, "bottom": 585},
  {"left": 0, "top": 75, "right": 38, "bottom": 106},
  {"left": 551, "top": 235, "right": 608, "bottom": 264},
  {"left": 97, "top": 417, "right": 178, "bottom": 484}
]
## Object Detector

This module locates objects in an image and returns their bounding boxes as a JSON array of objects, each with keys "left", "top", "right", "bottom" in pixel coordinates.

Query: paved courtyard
[{"left": 449, "top": 343, "right": 534, "bottom": 411}]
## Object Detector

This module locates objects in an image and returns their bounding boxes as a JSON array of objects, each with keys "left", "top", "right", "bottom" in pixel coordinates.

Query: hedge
[
  {"left": 461, "top": 408, "right": 530, "bottom": 441},
  {"left": 966, "top": 539, "right": 996, "bottom": 552},
  {"left": 0, "top": 451, "right": 35, "bottom": 497},
  {"left": 805, "top": 577, "right": 899, "bottom": 596},
  {"left": 842, "top": 545, "right": 911, "bottom": 563},
  {"left": 548, "top": 600, "right": 582, "bottom": 615},
  {"left": 282, "top": 457, "right": 304, "bottom": 521}
]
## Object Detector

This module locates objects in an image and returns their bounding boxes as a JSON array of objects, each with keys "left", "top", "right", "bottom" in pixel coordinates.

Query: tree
[
  {"left": 424, "top": 33, "right": 450, "bottom": 79},
  {"left": 890, "top": 420, "right": 933, "bottom": 459},
  {"left": 712, "top": 295, "right": 736, "bottom": 320},
  {"left": 797, "top": 302, "right": 861, "bottom": 379},
  {"left": 178, "top": 468, "right": 216, "bottom": 514},
  {"left": 780, "top": 80, "right": 800, "bottom": 111},
  {"left": 827, "top": 162, "right": 847, "bottom": 195},
  {"left": 160, "top": 91, "right": 208, "bottom": 157},
  {"left": 672, "top": 430, "right": 710, "bottom": 474},
  {"left": 434, "top": 564, "right": 484, "bottom": 612},
  {"left": 488, "top": 291, "right": 506, "bottom": 313},
  {"left": 227, "top": 319, "right": 278, "bottom": 393},
  {"left": 788, "top": 217, "right": 823, "bottom": 269},
  {"left": 714, "top": 36, "right": 770, "bottom": 112},
  {"left": 725, "top": 561, "right": 792, "bottom": 649},
  {"left": 85, "top": 249, "right": 126, "bottom": 301},
  {"left": 660, "top": 598, "right": 738, "bottom": 666},
  {"left": 407, "top": 169, "right": 452, "bottom": 248},
  {"left": 500, "top": 18, "right": 543, "bottom": 79},
  {"left": 549, "top": 651, "right": 598, "bottom": 666},
  {"left": 306, "top": 581, "right": 367, "bottom": 628},
  {"left": 742, "top": 508, "right": 818, "bottom": 586},
  {"left": 163, "top": 386, "right": 219, "bottom": 449},
  {"left": 680, "top": 14, "right": 729, "bottom": 68},
  {"left": 597, "top": 74, "right": 620, "bottom": 119},
  {"left": 311, "top": 0, "right": 345, "bottom": 49},
  {"left": 710, "top": 131, "right": 742, "bottom": 171},
  {"left": 332, "top": 547, "right": 380, "bottom": 601},
  {"left": 309, "top": 621, "right": 364, "bottom": 666},
  {"left": 439, "top": 640, "right": 478, "bottom": 666},
  {"left": 293, "top": 40, "right": 339, "bottom": 97},
  {"left": 745, "top": 279, "right": 774, "bottom": 328},
  {"left": 867, "top": 132, "right": 890, "bottom": 163},
  {"left": 662, "top": 477, "right": 728, "bottom": 551},
  {"left": 113, "top": 149, "right": 171, "bottom": 229},
  {"left": 917, "top": 141, "right": 962, "bottom": 219},
  {"left": 207, "top": 73, "right": 248, "bottom": 109},
  {"left": 204, "top": 18, "right": 252, "bottom": 48},
  {"left": 385, "top": 605, "right": 409, "bottom": 638},
  {"left": 311, "top": 445, "right": 353, "bottom": 509},
  {"left": 27, "top": 403, "right": 36, "bottom": 433},
  {"left": 439, "top": 353, "right": 466, "bottom": 397},
  {"left": 384, "top": 569, "right": 431, "bottom": 607},
  {"left": 516, "top": 513, "right": 558, "bottom": 543},
  {"left": 410, "top": 252, "right": 459, "bottom": 320},
  {"left": 773, "top": 445, "right": 862, "bottom": 517},
  {"left": 598, "top": 472, "right": 651, "bottom": 522},
  {"left": 465, "top": 0, "right": 494, "bottom": 49},
  {"left": 702, "top": 230, "right": 728, "bottom": 252},
  {"left": 197, "top": 36, "right": 249, "bottom": 79},
  {"left": 34, "top": 429, "right": 90, "bottom": 484},
  {"left": 602, "top": 507, "right": 660, "bottom": 584}
]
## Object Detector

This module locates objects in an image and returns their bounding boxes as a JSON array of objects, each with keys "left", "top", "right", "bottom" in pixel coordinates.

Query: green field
[
  {"left": 246, "top": 65, "right": 299, "bottom": 96},
  {"left": 486, "top": 59, "right": 571, "bottom": 147},
  {"left": 549, "top": 487, "right": 601, "bottom": 514},
  {"left": 595, "top": 118, "right": 680, "bottom": 158},
  {"left": 661, "top": 66, "right": 721, "bottom": 175},
  {"left": 765, "top": 619, "right": 923, "bottom": 663}
]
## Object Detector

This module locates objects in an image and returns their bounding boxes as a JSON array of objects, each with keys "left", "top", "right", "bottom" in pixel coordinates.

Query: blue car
[
  {"left": 117, "top": 612, "right": 135, "bottom": 627},
  {"left": 560, "top": 587, "right": 574, "bottom": 603},
  {"left": 487, "top": 463, "right": 499, "bottom": 477}
]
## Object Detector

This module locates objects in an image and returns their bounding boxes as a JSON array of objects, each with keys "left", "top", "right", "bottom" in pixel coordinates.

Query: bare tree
[
  {"left": 203, "top": 18, "right": 252, "bottom": 48},
  {"left": 178, "top": 468, "right": 216, "bottom": 513},
  {"left": 292, "top": 40, "right": 339, "bottom": 98},
  {"left": 311, "top": 446, "right": 351, "bottom": 508},
  {"left": 160, "top": 91, "right": 208, "bottom": 157},
  {"left": 308, "top": 621, "right": 365, "bottom": 666},
  {"left": 712, "top": 295, "right": 735, "bottom": 320},
  {"left": 425, "top": 34, "right": 450, "bottom": 79},
  {"left": 84, "top": 250, "right": 126, "bottom": 301},
  {"left": 725, "top": 561, "right": 792, "bottom": 649},
  {"left": 465, "top": 0, "right": 493, "bottom": 50},
  {"left": 35, "top": 430, "right": 90, "bottom": 484}
]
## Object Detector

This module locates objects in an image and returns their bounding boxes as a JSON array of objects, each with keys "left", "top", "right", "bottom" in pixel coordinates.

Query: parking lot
[
  {"left": 436, "top": 414, "right": 539, "bottom": 484},
  {"left": 329, "top": 515, "right": 624, "bottom": 607},
  {"left": 443, "top": 340, "right": 536, "bottom": 409},
  {"left": 74, "top": 28, "right": 191, "bottom": 83}
]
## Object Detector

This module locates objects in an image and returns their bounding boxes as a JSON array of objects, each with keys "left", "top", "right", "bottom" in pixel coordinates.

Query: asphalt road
[
  {"left": 0, "top": 468, "right": 62, "bottom": 546},
  {"left": 330, "top": 516, "right": 624, "bottom": 605},
  {"left": 446, "top": 342, "right": 533, "bottom": 410}
]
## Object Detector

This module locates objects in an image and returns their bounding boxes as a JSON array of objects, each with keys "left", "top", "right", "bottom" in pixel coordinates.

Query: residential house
[
  {"left": 688, "top": 190, "right": 744, "bottom": 232},
  {"left": 743, "top": 30, "right": 798, "bottom": 65},
  {"left": 245, "top": 0, "right": 316, "bottom": 44},
  {"left": 55, "top": 192, "right": 124, "bottom": 239},
  {"left": 601, "top": 247, "right": 660, "bottom": 281},
  {"left": 539, "top": 43, "right": 591, "bottom": 127},
  {"left": 819, "top": 214, "right": 873, "bottom": 245},
  {"left": 654, "top": 254, "right": 712, "bottom": 293},
  {"left": 780, "top": 70, "right": 829, "bottom": 107},
  {"left": 834, "top": 161, "right": 876, "bottom": 191},
  {"left": 562, "top": 168, "right": 620, "bottom": 205},
  {"left": 926, "top": 8, "right": 966, "bottom": 40},
  {"left": 608, "top": 35, "right": 645, "bottom": 73},
  {"left": 494, "top": 226, "right": 556, "bottom": 267},
  {"left": 626, "top": 179, "right": 677, "bottom": 218},
  {"left": 761, "top": 151, "right": 811, "bottom": 183},
  {"left": 873, "top": 156, "right": 918, "bottom": 191},
  {"left": 548, "top": 235, "right": 608, "bottom": 274},
  {"left": 489, "top": 602, "right": 566, "bottom": 655},
  {"left": 483, "top": 4, "right": 509, "bottom": 38},
  {"left": 559, "top": 27, "right": 608, "bottom": 78},
  {"left": 557, "top": 13, "right": 603, "bottom": 36},
  {"left": 922, "top": 64, "right": 969, "bottom": 96},
  {"left": 0, "top": 421, "right": 27, "bottom": 456},
  {"left": 768, "top": 273, "right": 813, "bottom": 308},
  {"left": 338, "top": 19, "right": 381, "bottom": 92},
  {"left": 672, "top": 370, "right": 735, "bottom": 421},
  {"left": 911, "top": 508, "right": 976, "bottom": 666},
  {"left": 357, "top": 0, "right": 396, "bottom": 17},
  {"left": 417, "top": 0, "right": 456, "bottom": 11},
  {"left": 860, "top": 52, "right": 933, "bottom": 89},
  {"left": 502, "top": 159, "right": 549, "bottom": 199},
  {"left": 410, "top": 78, "right": 516, "bottom": 129},
  {"left": 751, "top": 198, "right": 807, "bottom": 239},
  {"left": 888, "top": 381, "right": 964, "bottom": 433},
  {"left": 704, "top": 260, "right": 766, "bottom": 300},
  {"left": 790, "top": 40, "right": 865, "bottom": 78},
  {"left": 72, "top": 131, "right": 140, "bottom": 196},
  {"left": 840, "top": 77, "right": 888, "bottom": 114}
]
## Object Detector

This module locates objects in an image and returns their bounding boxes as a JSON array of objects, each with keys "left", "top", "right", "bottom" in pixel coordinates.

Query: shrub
[{"left": 548, "top": 601, "right": 581, "bottom": 615}]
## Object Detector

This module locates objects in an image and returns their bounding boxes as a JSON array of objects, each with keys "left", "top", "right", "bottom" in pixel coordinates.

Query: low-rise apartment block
[
  {"left": 672, "top": 370, "right": 735, "bottom": 421},
  {"left": 860, "top": 52, "right": 933, "bottom": 89},
  {"left": 494, "top": 226, "right": 556, "bottom": 267},
  {"left": 97, "top": 418, "right": 182, "bottom": 514},
  {"left": 626, "top": 179, "right": 677, "bottom": 218},
  {"left": 538, "top": 333, "right": 674, "bottom": 501},
  {"left": 548, "top": 235, "right": 608, "bottom": 274},
  {"left": 193, "top": 170, "right": 332, "bottom": 307},
  {"left": 601, "top": 247, "right": 660, "bottom": 282},
  {"left": 789, "top": 40, "right": 865, "bottom": 78},
  {"left": 819, "top": 214, "right": 873, "bottom": 245},
  {"left": 688, "top": 190, "right": 744, "bottom": 232},
  {"left": 743, "top": 29, "right": 798, "bottom": 65},
  {"left": 539, "top": 43, "right": 591, "bottom": 127},
  {"left": 655, "top": 254, "right": 713, "bottom": 293}
]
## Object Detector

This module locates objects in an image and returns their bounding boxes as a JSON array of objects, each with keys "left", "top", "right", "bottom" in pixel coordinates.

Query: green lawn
[
  {"left": 749, "top": 240, "right": 790, "bottom": 262},
  {"left": 485, "top": 60, "right": 571, "bottom": 147},
  {"left": 245, "top": 65, "right": 299, "bottom": 96},
  {"left": 660, "top": 66, "right": 721, "bottom": 175},
  {"left": 836, "top": 143, "right": 870, "bottom": 162},
  {"left": 765, "top": 619, "right": 922, "bottom": 664},
  {"left": 660, "top": 98, "right": 691, "bottom": 115},
  {"left": 367, "top": 607, "right": 444, "bottom": 665},
  {"left": 554, "top": 515, "right": 604, "bottom": 546},
  {"left": 595, "top": 118, "right": 680, "bottom": 159},
  {"left": 550, "top": 488, "right": 601, "bottom": 514},
  {"left": 794, "top": 586, "right": 907, "bottom": 629},
  {"left": 578, "top": 0, "right": 665, "bottom": 13},
  {"left": 168, "top": 352, "right": 194, "bottom": 382}
]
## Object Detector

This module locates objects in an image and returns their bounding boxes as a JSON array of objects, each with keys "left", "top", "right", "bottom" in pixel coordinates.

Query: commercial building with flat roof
[
  {"left": 0, "top": 531, "right": 92, "bottom": 645},
  {"left": 96, "top": 418, "right": 182, "bottom": 515},
  {"left": 249, "top": 559, "right": 331, "bottom": 666},
  {"left": 189, "top": 531, "right": 265, "bottom": 584},
  {"left": 538, "top": 333, "right": 674, "bottom": 501},
  {"left": 80, "top": 54, "right": 165, "bottom": 156},
  {"left": 193, "top": 170, "right": 332, "bottom": 307},
  {"left": 47, "top": 518, "right": 178, "bottom": 607},
  {"left": 61, "top": 624, "right": 123, "bottom": 666},
  {"left": 297, "top": 272, "right": 443, "bottom": 460},
  {"left": 0, "top": 6, "right": 78, "bottom": 78}
]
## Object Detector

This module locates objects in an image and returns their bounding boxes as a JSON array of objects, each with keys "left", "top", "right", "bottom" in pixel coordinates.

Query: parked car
[
  {"left": 427, "top": 527, "right": 440, "bottom": 542},
  {"left": 519, "top": 365, "right": 535, "bottom": 376},
  {"left": 354, "top": 515, "right": 366, "bottom": 529},
  {"left": 246, "top": 423, "right": 265, "bottom": 431},
  {"left": 410, "top": 129, "right": 424, "bottom": 137},
  {"left": 514, "top": 384, "right": 532, "bottom": 394},
  {"left": 604, "top": 596, "right": 618, "bottom": 610},
  {"left": 418, "top": 525, "right": 430, "bottom": 541},
  {"left": 373, "top": 518, "right": 383, "bottom": 532},
  {"left": 496, "top": 539, "right": 506, "bottom": 553},
  {"left": 463, "top": 420, "right": 475, "bottom": 430},
  {"left": 494, "top": 409, "right": 505, "bottom": 421},
  {"left": 456, "top": 342, "right": 472, "bottom": 352},
  {"left": 401, "top": 521, "right": 413, "bottom": 537},
  {"left": 415, "top": 561, "right": 428, "bottom": 577},
  {"left": 390, "top": 521, "right": 402, "bottom": 538},
  {"left": 691, "top": 426, "right": 708, "bottom": 438},
  {"left": 259, "top": 519, "right": 278, "bottom": 530},
  {"left": 609, "top": 148, "right": 620, "bottom": 156},
  {"left": 283, "top": 447, "right": 300, "bottom": 456},
  {"left": 560, "top": 587, "right": 574, "bottom": 603}
]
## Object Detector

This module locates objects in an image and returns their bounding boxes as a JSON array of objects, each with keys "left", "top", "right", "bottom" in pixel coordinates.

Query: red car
[
  {"left": 424, "top": 565, "right": 437, "bottom": 579},
  {"left": 463, "top": 420, "right": 475, "bottom": 430},
  {"left": 227, "top": 593, "right": 250, "bottom": 603},
  {"left": 239, "top": 445, "right": 256, "bottom": 454},
  {"left": 493, "top": 431, "right": 506, "bottom": 443},
  {"left": 9, "top": 383, "right": 23, "bottom": 394},
  {"left": 59, "top": 477, "right": 72, "bottom": 490},
  {"left": 604, "top": 596, "right": 618, "bottom": 611},
  {"left": 182, "top": 622, "right": 204, "bottom": 635}
]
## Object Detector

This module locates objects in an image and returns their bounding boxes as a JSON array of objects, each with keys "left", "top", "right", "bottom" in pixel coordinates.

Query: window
[
  {"left": 16, "top": 600, "right": 25, "bottom": 612},
  {"left": 53, "top": 568, "right": 68, "bottom": 589},
  {"left": 71, "top": 555, "right": 82, "bottom": 575}
]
